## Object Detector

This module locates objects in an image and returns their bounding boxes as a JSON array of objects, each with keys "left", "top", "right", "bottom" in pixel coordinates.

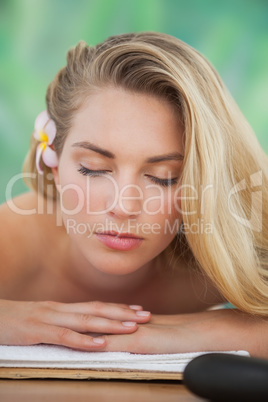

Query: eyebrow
[{"left": 72, "top": 141, "right": 184, "bottom": 163}]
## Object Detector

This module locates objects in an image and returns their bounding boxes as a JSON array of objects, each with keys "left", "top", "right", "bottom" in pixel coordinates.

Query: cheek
[
  {"left": 143, "top": 186, "right": 181, "bottom": 219},
  {"left": 157, "top": 197, "right": 181, "bottom": 237},
  {"left": 57, "top": 167, "right": 84, "bottom": 214},
  {"left": 141, "top": 187, "right": 182, "bottom": 243},
  {"left": 85, "top": 177, "right": 119, "bottom": 214},
  {"left": 58, "top": 173, "right": 118, "bottom": 217},
  {"left": 57, "top": 165, "right": 87, "bottom": 216},
  {"left": 59, "top": 186, "right": 82, "bottom": 213}
]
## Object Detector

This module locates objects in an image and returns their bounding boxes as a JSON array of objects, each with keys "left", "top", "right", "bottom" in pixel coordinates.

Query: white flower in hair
[{"left": 33, "top": 110, "right": 58, "bottom": 174}]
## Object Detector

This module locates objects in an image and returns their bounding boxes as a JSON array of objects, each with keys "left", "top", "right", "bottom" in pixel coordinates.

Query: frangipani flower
[{"left": 33, "top": 110, "right": 58, "bottom": 175}]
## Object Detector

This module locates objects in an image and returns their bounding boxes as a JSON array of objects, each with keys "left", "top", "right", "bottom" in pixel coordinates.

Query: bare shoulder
[
  {"left": 0, "top": 191, "right": 55, "bottom": 238},
  {"left": 0, "top": 191, "right": 65, "bottom": 286}
]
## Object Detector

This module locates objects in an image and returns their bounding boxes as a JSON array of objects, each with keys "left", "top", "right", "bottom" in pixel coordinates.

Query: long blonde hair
[{"left": 23, "top": 32, "right": 268, "bottom": 315}]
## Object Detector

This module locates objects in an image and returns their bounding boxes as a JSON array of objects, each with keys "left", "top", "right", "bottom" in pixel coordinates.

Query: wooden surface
[
  {"left": 0, "top": 367, "right": 182, "bottom": 380},
  {"left": 0, "top": 379, "right": 204, "bottom": 401}
]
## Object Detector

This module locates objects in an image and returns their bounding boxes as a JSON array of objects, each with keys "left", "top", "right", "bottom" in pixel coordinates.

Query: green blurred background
[{"left": 1, "top": 0, "right": 267, "bottom": 204}]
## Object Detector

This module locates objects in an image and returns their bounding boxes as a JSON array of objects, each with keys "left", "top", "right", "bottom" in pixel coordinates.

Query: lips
[
  {"left": 98, "top": 231, "right": 143, "bottom": 239},
  {"left": 95, "top": 231, "right": 144, "bottom": 251}
]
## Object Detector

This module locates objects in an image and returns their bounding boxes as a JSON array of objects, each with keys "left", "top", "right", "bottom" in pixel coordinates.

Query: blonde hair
[{"left": 23, "top": 32, "right": 268, "bottom": 315}]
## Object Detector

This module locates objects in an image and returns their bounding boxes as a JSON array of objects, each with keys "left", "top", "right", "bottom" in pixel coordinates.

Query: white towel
[{"left": 0, "top": 345, "right": 249, "bottom": 372}]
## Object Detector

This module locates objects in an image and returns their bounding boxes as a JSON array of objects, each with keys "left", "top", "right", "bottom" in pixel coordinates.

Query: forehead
[{"left": 65, "top": 87, "right": 184, "bottom": 156}]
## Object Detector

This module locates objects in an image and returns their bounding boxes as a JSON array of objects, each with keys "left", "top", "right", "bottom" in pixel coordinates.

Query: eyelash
[
  {"left": 77, "top": 166, "right": 178, "bottom": 187},
  {"left": 78, "top": 166, "right": 109, "bottom": 177}
]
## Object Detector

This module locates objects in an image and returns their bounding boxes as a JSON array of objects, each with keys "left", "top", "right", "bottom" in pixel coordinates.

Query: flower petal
[
  {"left": 36, "top": 143, "right": 44, "bottom": 175},
  {"left": 33, "top": 129, "right": 41, "bottom": 141},
  {"left": 42, "top": 146, "right": 58, "bottom": 168},
  {"left": 34, "top": 110, "right": 49, "bottom": 131},
  {"left": 45, "top": 119, "right": 57, "bottom": 144}
]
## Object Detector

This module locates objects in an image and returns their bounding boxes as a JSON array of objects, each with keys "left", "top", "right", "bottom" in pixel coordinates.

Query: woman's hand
[
  {"left": 98, "top": 313, "right": 201, "bottom": 354},
  {"left": 0, "top": 299, "right": 150, "bottom": 351},
  {"left": 101, "top": 310, "right": 268, "bottom": 357}
]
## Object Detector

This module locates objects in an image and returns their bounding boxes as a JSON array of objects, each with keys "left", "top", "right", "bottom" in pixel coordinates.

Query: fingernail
[
  {"left": 93, "top": 337, "right": 105, "bottom": 345},
  {"left": 136, "top": 311, "right": 150, "bottom": 317},
  {"left": 122, "top": 321, "right": 137, "bottom": 327},
  {"left": 129, "top": 305, "right": 143, "bottom": 310}
]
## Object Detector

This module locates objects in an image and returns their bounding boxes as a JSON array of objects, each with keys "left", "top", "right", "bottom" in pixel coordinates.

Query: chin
[
  {"left": 97, "top": 262, "right": 143, "bottom": 276},
  {"left": 99, "top": 268, "right": 139, "bottom": 276},
  {"left": 88, "top": 253, "right": 146, "bottom": 276}
]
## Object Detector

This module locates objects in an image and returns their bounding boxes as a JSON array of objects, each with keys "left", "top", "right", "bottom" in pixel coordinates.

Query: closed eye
[
  {"left": 146, "top": 175, "right": 178, "bottom": 187},
  {"left": 77, "top": 166, "right": 110, "bottom": 176},
  {"left": 78, "top": 166, "right": 178, "bottom": 187}
]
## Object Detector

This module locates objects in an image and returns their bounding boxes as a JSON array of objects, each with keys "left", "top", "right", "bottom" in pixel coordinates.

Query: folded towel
[{"left": 0, "top": 345, "right": 249, "bottom": 372}]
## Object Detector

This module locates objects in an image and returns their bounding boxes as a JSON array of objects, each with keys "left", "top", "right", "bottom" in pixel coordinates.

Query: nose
[{"left": 106, "top": 183, "right": 143, "bottom": 219}]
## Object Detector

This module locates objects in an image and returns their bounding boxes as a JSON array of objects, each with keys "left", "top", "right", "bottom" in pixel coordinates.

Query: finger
[
  {"left": 40, "top": 311, "right": 140, "bottom": 334},
  {"left": 46, "top": 301, "right": 131, "bottom": 312},
  {"left": 44, "top": 301, "right": 151, "bottom": 323},
  {"left": 102, "top": 326, "right": 170, "bottom": 354},
  {"left": 101, "top": 332, "right": 142, "bottom": 353},
  {"left": 128, "top": 305, "right": 144, "bottom": 311},
  {"left": 33, "top": 324, "right": 106, "bottom": 351}
]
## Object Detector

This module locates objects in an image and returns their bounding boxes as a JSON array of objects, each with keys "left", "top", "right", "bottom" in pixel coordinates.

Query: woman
[{"left": 1, "top": 32, "right": 268, "bottom": 356}]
